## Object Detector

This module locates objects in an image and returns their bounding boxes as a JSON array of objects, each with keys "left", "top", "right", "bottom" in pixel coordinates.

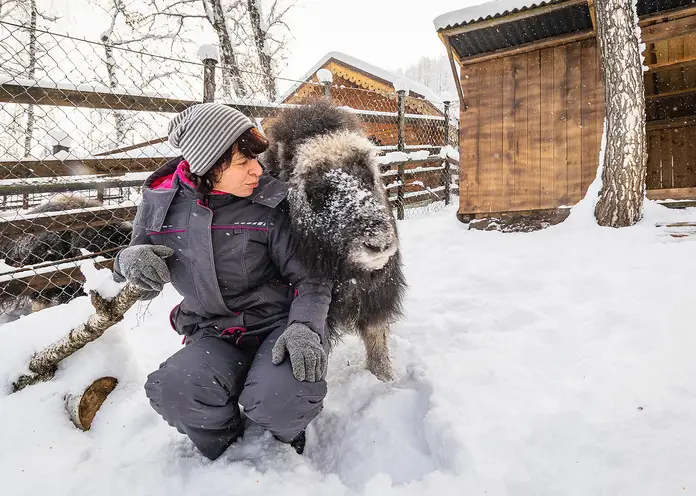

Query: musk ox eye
[{"left": 307, "top": 186, "right": 329, "bottom": 212}]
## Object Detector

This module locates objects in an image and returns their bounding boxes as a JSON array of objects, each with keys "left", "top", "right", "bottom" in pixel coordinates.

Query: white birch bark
[
  {"left": 247, "top": 0, "right": 276, "bottom": 100},
  {"left": 12, "top": 283, "right": 147, "bottom": 393},
  {"left": 594, "top": 0, "right": 647, "bottom": 227}
]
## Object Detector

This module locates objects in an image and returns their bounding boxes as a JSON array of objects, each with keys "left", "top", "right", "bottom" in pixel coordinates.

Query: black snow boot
[
  {"left": 274, "top": 430, "right": 306, "bottom": 455},
  {"left": 289, "top": 430, "right": 306, "bottom": 455}
]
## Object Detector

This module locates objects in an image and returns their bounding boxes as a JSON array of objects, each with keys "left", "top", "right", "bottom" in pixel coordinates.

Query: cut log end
[{"left": 65, "top": 376, "right": 118, "bottom": 430}]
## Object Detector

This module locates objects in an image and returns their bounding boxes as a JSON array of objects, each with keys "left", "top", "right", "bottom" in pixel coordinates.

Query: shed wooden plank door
[
  {"left": 502, "top": 56, "right": 516, "bottom": 213},
  {"left": 527, "top": 51, "right": 542, "bottom": 211},
  {"left": 566, "top": 42, "right": 583, "bottom": 204},
  {"left": 479, "top": 62, "right": 493, "bottom": 213},
  {"left": 460, "top": 64, "right": 480, "bottom": 213},
  {"left": 512, "top": 53, "right": 529, "bottom": 211},
  {"left": 539, "top": 47, "right": 555, "bottom": 209},
  {"left": 490, "top": 59, "right": 505, "bottom": 213},
  {"left": 581, "top": 39, "right": 600, "bottom": 196},
  {"left": 457, "top": 38, "right": 604, "bottom": 217}
]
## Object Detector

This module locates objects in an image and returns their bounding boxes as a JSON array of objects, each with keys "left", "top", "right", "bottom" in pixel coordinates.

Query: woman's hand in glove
[
  {"left": 271, "top": 323, "right": 326, "bottom": 382},
  {"left": 116, "top": 244, "right": 174, "bottom": 293}
]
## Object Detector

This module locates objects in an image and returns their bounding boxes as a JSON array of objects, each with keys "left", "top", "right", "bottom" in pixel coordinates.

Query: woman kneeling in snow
[{"left": 113, "top": 103, "right": 332, "bottom": 459}]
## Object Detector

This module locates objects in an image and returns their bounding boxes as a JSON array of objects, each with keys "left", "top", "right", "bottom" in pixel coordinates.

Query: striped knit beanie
[{"left": 168, "top": 103, "right": 254, "bottom": 176}]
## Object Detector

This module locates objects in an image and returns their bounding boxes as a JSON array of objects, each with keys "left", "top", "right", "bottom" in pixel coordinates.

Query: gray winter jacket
[{"left": 114, "top": 158, "right": 333, "bottom": 347}]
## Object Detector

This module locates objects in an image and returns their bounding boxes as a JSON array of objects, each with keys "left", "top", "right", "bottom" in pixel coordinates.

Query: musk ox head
[{"left": 263, "top": 100, "right": 398, "bottom": 274}]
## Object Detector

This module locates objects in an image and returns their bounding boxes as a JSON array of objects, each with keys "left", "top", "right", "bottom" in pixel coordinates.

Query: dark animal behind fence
[
  {"left": 262, "top": 99, "right": 407, "bottom": 381},
  {"left": 0, "top": 194, "right": 132, "bottom": 322}
]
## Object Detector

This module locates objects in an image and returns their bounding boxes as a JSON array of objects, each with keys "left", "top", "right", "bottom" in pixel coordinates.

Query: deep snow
[{"left": 1, "top": 200, "right": 696, "bottom": 496}]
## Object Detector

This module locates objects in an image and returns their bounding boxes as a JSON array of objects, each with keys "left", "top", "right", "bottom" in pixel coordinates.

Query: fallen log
[
  {"left": 65, "top": 376, "right": 119, "bottom": 430},
  {"left": 12, "top": 282, "right": 146, "bottom": 393}
]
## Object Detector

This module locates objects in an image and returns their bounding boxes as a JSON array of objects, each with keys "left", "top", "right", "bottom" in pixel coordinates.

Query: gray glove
[
  {"left": 116, "top": 244, "right": 174, "bottom": 293},
  {"left": 272, "top": 323, "right": 327, "bottom": 382}
]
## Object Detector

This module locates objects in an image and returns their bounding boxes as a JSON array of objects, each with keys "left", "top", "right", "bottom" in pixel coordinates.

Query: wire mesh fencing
[{"left": 0, "top": 20, "right": 459, "bottom": 323}]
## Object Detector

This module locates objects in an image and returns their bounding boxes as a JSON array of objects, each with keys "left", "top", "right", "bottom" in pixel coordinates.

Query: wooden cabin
[
  {"left": 435, "top": 0, "right": 696, "bottom": 222},
  {"left": 277, "top": 51, "right": 446, "bottom": 147}
]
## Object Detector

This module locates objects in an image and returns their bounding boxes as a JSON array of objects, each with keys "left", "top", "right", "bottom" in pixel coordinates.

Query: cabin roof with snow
[
  {"left": 278, "top": 51, "right": 443, "bottom": 105},
  {"left": 436, "top": 0, "right": 696, "bottom": 62}
]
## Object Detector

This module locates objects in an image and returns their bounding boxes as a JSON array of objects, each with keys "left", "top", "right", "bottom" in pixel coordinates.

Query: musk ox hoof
[{"left": 366, "top": 359, "right": 396, "bottom": 382}]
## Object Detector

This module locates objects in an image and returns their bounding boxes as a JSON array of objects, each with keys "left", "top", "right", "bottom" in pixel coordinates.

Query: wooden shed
[
  {"left": 277, "top": 51, "right": 446, "bottom": 147},
  {"left": 435, "top": 0, "right": 696, "bottom": 222}
]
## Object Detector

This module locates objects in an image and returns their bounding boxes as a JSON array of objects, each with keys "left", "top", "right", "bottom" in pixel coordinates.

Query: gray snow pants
[{"left": 144, "top": 324, "right": 328, "bottom": 460}]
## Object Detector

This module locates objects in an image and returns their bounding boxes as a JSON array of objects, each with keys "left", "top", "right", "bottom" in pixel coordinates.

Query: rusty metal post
[
  {"left": 396, "top": 89, "right": 406, "bottom": 220},
  {"left": 317, "top": 68, "right": 333, "bottom": 100},
  {"left": 443, "top": 100, "right": 451, "bottom": 206},
  {"left": 198, "top": 45, "right": 219, "bottom": 103},
  {"left": 322, "top": 81, "right": 332, "bottom": 99},
  {"left": 202, "top": 59, "right": 217, "bottom": 103}
]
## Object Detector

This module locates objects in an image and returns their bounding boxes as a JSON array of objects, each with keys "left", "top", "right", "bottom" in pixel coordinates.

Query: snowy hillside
[{"left": 2, "top": 202, "right": 696, "bottom": 496}]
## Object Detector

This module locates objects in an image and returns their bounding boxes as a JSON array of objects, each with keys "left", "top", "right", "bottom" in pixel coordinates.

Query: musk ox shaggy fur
[
  {"left": 0, "top": 194, "right": 132, "bottom": 322},
  {"left": 262, "top": 99, "right": 407, "bottom": 381}
]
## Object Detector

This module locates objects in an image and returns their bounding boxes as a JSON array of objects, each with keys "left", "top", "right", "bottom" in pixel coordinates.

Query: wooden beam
[
  {"left": 458, "top": 30, "right": 596, "bottom": 66},
  {"left": 94, "top": 137, "right": 168, "bottom": 157},
  {"left": 0, "top": 177, "right": 146, "bottom": 196},
  {"left": 0, "top": 156, "right": 173, "bottom": 179},
  {"left": 0, "top": 205, "right": 137, "bottom": 237},
  {"left": 645, "top": 54, "right": 696, "bottom": 73},
  {"left": 640, "top": 14, "right": 696, "bottom": 44},
  {"left": 0, "top": 82, "right": 195, "bottom": 113},
  {"left": 588, "top": 0, "right": 596, "bottom": 30},
  {"left": 645, "top": 86, "right": 696, "bottom": 100},
  {"left": 655, "top": 221, "right": 696, "bottom": 227},
  {"left": 639, "top": 4, "right": 696, "bottom": 25},
  {"left": 647, "top": 187, "right": 696, "bottom": 200},
  {"left": 0, "top": 82, "right": 292, "bottom": 118},
  {"left": 445, "top": 39, "right": 466, "bottom": 104},
  {"left": 438, "top": 0, "right": 588, "bottom": 38},
  {"left": 0, "top": 259, "right": 114, "bottom": 296},
  {"left": 646, "top": 115, "right": 696, "bottom": 130}
]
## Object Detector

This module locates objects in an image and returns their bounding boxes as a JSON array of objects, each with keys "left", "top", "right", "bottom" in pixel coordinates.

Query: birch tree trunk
[
  {"left": 12, "top": 283, "right": 147, "bottom": 393},
  {"left": 204, "top": 0, "right": 247, "bottom": 98},
  {"left": 22, "top": 0, "right": 36, "bottom": 158},
  {"left": 101, "top": 33, "right": 126, "bottom": 145},
  {"left": 247, "top": 0, "right": 276, "bottom": 101},
  {"left": 594, "top": 0, "right": 647, "bottom": 227}
]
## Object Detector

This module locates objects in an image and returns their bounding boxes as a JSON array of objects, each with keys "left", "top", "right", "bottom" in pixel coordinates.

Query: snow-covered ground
[{"left": 2, "top": 200, "right": 696, "bottom": 496}]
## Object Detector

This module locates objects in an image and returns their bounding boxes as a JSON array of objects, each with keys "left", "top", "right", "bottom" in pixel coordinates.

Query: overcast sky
[
  {"left": 51, "top": 0, "right": 479, "bottom": 90},
  {"left": 281, "top": 0, "right": 476, "bottom": 81}
]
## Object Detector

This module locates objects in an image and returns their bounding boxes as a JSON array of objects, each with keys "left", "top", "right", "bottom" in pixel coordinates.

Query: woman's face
[{"left": 213, "top": 151, "right": 263, "bottom": 197}]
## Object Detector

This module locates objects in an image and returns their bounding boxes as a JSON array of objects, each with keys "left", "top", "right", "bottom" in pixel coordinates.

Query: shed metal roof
[
  {"left": 434, "top": 0, "right": 564, "bottom": 31},
  {"left": 438, "top": 0, "right": 696, "bottom": 62},
  {"left": 447, "top": 1, "right": 592, "bottom": 59}
]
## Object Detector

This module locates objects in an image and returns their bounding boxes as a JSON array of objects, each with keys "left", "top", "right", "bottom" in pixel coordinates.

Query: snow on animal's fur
[
  {"left": 262, "top": 99, "right": 406, "bottom": 381},
  {"left": 0, "top": 194, "right": 132, "bottom": 323}
]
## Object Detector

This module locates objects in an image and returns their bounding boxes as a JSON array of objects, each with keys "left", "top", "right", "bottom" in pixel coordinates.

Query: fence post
[
  {"left": 395, "top": 85, "right": 407, "bottom": 221},
  {"left": 443, "top": 100, "right": 451, "bottom": 206},
  {"left": 317, "top": 68, "right": 333, "bottom": 100},
  {"left": 198, "top": 44, "right": 219, "bottom": 103}
]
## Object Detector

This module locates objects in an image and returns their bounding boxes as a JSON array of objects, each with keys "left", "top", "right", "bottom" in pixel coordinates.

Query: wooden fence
[{"left": 0, "top": 69, "right": 457, "bottom": 306}]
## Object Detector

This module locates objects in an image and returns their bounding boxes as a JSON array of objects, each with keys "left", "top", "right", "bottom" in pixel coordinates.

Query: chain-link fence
[{"left": 0, "top": 20, "right": 459, "bottom": 323}]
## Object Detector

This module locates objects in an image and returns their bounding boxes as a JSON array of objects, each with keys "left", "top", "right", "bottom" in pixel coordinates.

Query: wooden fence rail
[
  {"left": 0, "top": 157, "right": 173, "bottom": 179},
  {"left": 0, "top": 204, "right": 137, "bottom": 237},
  {"left": 0, "top": 176, "right": 145, "bottom": 196}
]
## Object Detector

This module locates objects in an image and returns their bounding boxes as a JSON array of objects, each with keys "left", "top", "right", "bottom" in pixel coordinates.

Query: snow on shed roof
[
  {"left": 433, "top": 0, "right": 564, "bottom": 31},
  {"left": 278, "top": 51, "right": 442, "bottom": 104}
]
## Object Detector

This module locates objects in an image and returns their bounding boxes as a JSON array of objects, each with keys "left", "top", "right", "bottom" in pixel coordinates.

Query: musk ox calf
[
  {"left": 262, "top": 99, "right": 407, "bottom": 381},
  {"left": 0, "top": 194, "right": 132, "bottom": 322}
]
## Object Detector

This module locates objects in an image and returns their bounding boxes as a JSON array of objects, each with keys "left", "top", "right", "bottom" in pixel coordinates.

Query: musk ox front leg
[{"left": 359, "top": 324, "right": 394, "bottom": 382}]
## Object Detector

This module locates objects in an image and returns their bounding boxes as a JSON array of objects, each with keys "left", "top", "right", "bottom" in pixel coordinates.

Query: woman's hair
[{"left": 188, "top": 126, "right": 269, "bottom": 196}]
